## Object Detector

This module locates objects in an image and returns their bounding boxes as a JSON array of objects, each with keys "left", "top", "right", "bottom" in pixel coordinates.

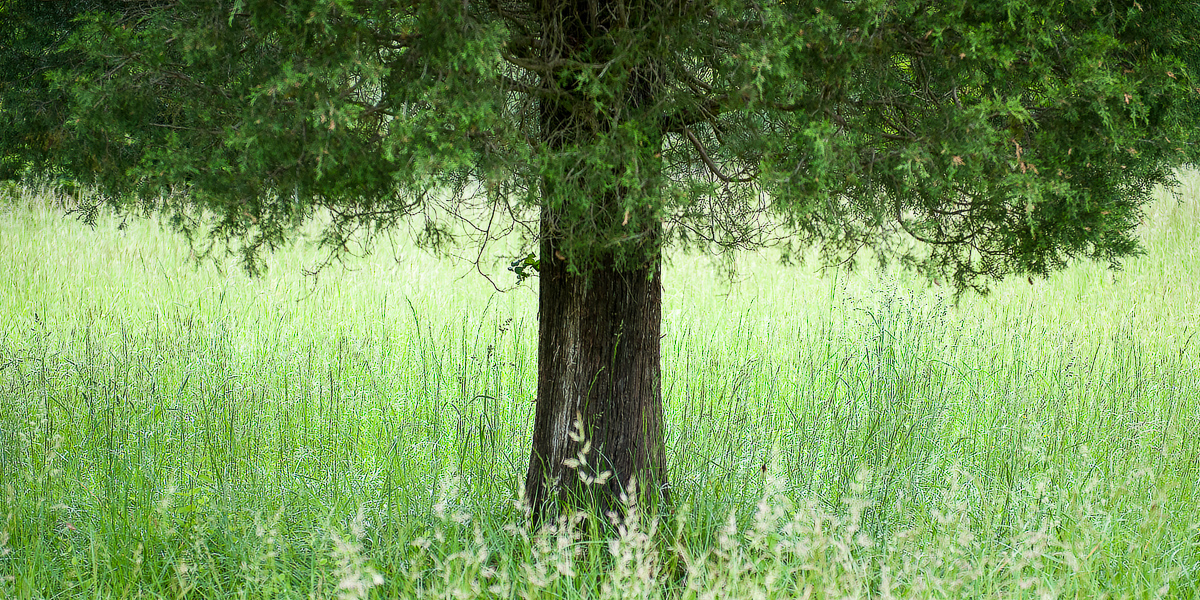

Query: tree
[
  {"left": 0, "top": 0, "right": 125, "bottom": 179},
  {"left": 4, "top": 0, "right": 1198, "bottom": 513}
]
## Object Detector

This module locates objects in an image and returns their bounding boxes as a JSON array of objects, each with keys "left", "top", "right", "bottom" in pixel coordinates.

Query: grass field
[{"left": 1, "top": 176, "right": 1198, "bottom": 598}]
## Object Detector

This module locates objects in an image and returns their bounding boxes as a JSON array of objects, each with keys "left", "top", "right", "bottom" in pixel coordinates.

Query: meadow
[{"left": 0, "top": 176, "right": 1197, "bottom": 598}]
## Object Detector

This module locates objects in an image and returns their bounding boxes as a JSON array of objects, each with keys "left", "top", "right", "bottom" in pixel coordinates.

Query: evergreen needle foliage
[{"left": 1, "top": 0, "right": 1195, "bottom": 281}]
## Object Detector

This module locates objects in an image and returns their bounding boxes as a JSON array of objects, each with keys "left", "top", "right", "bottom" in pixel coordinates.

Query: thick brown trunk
[
  {"left": 524, "top": 0, "right": 667, "bottom": 515},
  {"left": 523, "top": 236, "right": 667, "bottom": 513}
]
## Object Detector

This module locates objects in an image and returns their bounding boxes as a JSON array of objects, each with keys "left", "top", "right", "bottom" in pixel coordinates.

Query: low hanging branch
[{"left": 683, "top": 127, "right": 756, "bottom": 183}]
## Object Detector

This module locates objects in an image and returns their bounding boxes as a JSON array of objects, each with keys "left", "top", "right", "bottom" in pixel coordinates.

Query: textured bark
[{"left": 523, "top": 238, "right": 668, "bottom": 513}]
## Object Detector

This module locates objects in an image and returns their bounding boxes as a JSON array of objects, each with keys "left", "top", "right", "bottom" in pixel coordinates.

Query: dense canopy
[{"left": 3, "top": 0, "right": 1195, "bottom": 286}]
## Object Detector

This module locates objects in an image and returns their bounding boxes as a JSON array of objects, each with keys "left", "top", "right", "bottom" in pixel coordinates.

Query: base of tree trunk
[{"left": 524, "top": 242, "right": 668, "bottom": 517}]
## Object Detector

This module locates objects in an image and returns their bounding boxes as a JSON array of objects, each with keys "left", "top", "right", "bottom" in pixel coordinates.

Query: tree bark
[{"left": 523, "top": 233, "right": 668, "bottom": 514}]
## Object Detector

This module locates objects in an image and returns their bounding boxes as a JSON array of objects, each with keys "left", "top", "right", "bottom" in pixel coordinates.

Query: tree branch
[
  {"left": 683, "top": 127, "right": 755, "bottom": 183},
  {"left": 662, "top": 93, "right": 732, "bottom": 134}
]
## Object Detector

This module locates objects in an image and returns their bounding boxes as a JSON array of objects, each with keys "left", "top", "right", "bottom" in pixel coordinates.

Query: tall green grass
[{"left": 1, "top": 175, "right": 1197, "bottom": 598}]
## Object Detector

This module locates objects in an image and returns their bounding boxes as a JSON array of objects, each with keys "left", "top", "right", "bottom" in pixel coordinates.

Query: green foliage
[
  {"left": 3, "top": 0, "right": 1196, "bottom": 286},
  {"left": 0, "top": 0, "right": 123, "bottom": 179},
  {"left": 508, "top": 252, "right": 541, "bottom": 284}
]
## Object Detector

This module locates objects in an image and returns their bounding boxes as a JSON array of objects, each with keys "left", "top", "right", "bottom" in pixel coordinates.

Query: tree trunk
[
  {"left": 524, "top": 0, "right": 668, "bottom": 515},
  {"left": 523, "top": 234, "right": 668, "bottom": 514}
]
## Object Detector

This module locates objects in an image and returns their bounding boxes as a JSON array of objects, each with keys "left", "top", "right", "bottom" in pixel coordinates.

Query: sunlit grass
[{"left": 1, "top": 174, "right": 1198, "bottom": 598}]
